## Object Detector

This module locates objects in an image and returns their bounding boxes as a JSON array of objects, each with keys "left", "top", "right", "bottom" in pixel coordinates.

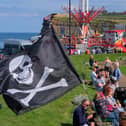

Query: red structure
[
  {"left": 88, "top": 30, "right": 126, "bottom": 53},
  {"left": 62, "top": 2, "right": 105, "bottom": 54},
  {"left": 62, "top": 6, "right": 104, "bottom": 25},
  {"left": 62, "top": 6, "right": 104, "bottom": 43}
]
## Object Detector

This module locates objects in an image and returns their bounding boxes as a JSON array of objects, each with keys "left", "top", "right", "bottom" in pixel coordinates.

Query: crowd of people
[
  {"left": 86, "top": 46, "right": 114, "bottom": 55},
  {"left": 90, "top": 55, "right": 121, "bottom": 91},
  {"left": 73, "top": 55, "right": 126, "bottom": 126}
]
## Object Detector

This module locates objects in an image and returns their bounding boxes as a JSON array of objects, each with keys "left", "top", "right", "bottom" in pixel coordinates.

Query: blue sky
[{"left": 0, "top": 0, "right": 126, "bottom": 33}]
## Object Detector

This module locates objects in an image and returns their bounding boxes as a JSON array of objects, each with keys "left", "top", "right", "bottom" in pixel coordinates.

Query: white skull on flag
[{"left": 9, "top": 55, "right": 34, "bottom": 85}]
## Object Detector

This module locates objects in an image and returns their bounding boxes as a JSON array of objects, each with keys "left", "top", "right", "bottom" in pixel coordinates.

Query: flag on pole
[{"left": 0, "top": 14, "right": 82, "bottom": 115}]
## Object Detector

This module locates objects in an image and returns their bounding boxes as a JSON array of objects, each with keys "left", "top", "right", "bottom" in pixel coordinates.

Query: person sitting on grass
[
  {"left": 95, "top": 69, "right": 105, "bottom": 91},
  {"left": 90, "top": 67, "right": 97, "bottom": 88},
  {"left": 94, "top": 92, "right": 119, "bottom": 126},
  {"left": 89, "top": 55, "right": 94, "bottom": 67},
  {"left": 110, "top": 76, "right": 119, "bottom": 89},
  {"left": 103, "top": 77, "right": 117, "bottom": 93},
  {"left": 105, "top": 87, "right": 124, "bottom": 112},
  {"left": 73, "top": 98, "right": 94, "bottom": 126},
  {"left": 93, "top": 60, "right": 98, "bottom": 68}
]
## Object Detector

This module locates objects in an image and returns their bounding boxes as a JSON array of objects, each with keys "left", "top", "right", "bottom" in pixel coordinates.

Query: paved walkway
[{"left": 119, "top": 73, "right": 126, "bottom": 87}]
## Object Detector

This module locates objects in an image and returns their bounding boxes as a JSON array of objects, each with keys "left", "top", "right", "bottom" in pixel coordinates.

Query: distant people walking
[
  {"left": 95, "top": 69, "right": 105, "bottom": 91},
  {"left": 91, "top": 48, "right": 96, "bottom": 54},
  {"left": 96, "top": 48, "right": 102, "bottom": 54},
  {"left": 86, "top": 48, "right": 90, "bottom": 55}
]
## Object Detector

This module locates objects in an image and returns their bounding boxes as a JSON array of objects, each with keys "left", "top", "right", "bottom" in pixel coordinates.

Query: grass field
[
  {"left": 120, "top": 66, "right": 126, "bottom": 76},
  {"left": 0, "top": 53, "right": 126, "bottom": 126}
]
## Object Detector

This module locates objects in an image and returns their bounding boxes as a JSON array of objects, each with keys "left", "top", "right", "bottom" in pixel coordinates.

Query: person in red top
[{"left": 86, "top": 48, "right": 90, "bottom": 55}]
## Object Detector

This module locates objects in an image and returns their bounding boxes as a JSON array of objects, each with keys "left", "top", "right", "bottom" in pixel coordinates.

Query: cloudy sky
[{"left": 0, "top": 0, "right": 126, "bottom": 33}]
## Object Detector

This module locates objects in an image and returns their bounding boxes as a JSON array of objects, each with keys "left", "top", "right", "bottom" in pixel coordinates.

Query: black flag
[{"left": 0, "top": 14, "right": 82, "bottom": 115}]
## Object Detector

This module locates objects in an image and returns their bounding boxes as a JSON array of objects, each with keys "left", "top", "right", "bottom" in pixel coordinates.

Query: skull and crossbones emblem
[{"left": 7, "top": 55, "right": 68, "bottom": 106}]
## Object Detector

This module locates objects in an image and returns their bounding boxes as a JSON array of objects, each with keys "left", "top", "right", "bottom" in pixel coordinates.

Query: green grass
[
  {"left": 0, "top": 85, "right": 95, "bottom": 126},
  {"left": 93, "top": 14, "right": 126, "bottom": 24},
  {"left": 0, "top": 53, "right": 126, "bottom": 126},
  {"left": 70, "top": 53, "right": 126, "bottom": 80},
  {"left": 120, "top": 66, "right": 126, "bottom": 76}
]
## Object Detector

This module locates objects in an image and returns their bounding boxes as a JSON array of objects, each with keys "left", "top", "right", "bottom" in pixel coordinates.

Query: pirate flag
[{"left": 0, "top": 14, "right": 82, "bottom": 115}]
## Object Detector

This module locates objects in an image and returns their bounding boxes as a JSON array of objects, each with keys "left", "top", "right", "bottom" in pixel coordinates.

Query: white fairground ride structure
[{"left": 62, "top": 0, "right": 104, "bottom": 53}]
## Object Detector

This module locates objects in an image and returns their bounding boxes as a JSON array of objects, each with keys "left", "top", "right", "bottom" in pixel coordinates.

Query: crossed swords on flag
[{"left": 7, "top": 67, "right": 68, "bottom": 107}]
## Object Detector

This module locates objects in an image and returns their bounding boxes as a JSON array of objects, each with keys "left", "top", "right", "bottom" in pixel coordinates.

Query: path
[{"left": 119, "top": 73, "right": 126, "bottom": 87}]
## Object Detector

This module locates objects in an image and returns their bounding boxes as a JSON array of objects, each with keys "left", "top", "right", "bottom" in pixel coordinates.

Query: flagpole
[{"left": 69, "top": 0, "right": 71, "bottom": 55}]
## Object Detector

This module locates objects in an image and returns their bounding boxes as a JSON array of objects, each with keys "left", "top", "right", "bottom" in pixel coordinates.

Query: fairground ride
[{"left": 62, "top": 0, "right": 104, "bottom": 54}]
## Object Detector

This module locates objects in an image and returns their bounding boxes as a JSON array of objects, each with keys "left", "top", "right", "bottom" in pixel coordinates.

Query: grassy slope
[
  {"left": 70, "top": 53, "right": 126, "bottom": 80},
  {"left": 53, "top": 14, "right": 126, "bottom": 24},
  {"left": 97, "top": 14, "right": 126, "bottom": 24},
  {"left": 0, "top": 86, "right": 95, "bottom": 126},
  {"left": 0, "top": 53, "right": 126, "bottom": 126},
  {"left": 120, "top": 66, "right": 126, "bottom": 76}
]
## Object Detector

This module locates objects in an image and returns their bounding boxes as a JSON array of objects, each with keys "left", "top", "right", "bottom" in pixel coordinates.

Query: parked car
[{"left": 3, "top": 39, "right": 33, "bottom": 56}]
